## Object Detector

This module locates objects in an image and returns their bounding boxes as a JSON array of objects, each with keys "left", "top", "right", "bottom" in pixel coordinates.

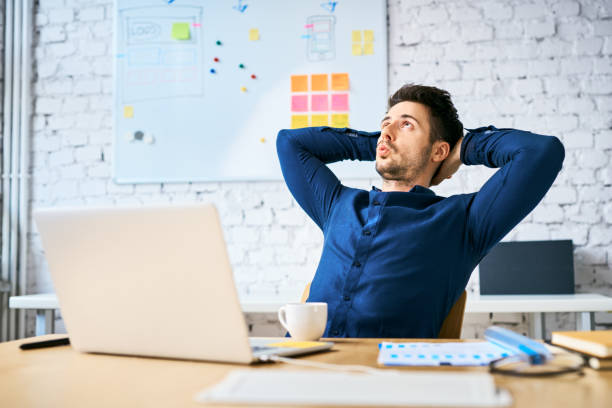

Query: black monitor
[{"left": 478, "top": 240, "right": 575, "bottom": 295}]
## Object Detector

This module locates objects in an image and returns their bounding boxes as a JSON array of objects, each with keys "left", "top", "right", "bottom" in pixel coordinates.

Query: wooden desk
[{"left": 1, "top": 335, "right": 611, "bottom": 407}]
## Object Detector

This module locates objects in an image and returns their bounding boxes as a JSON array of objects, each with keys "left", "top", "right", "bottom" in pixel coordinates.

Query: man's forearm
[
  {"left": 460, "top": 126, "right": 564, "bottom": 170},
  {"left": 277, "top": 126, "right": 379, "bottom": 165}
]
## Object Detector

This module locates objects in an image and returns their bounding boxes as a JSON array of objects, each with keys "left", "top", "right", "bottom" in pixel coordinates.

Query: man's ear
[{"left": 431, "top": 140, "right": 450, "bottom": 163}]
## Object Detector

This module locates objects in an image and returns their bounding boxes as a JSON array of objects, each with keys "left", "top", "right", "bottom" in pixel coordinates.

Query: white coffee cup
[{"left": 278, "top": 302, "right": 327, "bottom": 341}]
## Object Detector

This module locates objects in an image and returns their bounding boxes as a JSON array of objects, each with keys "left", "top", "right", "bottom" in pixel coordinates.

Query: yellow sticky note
[
  {"left": 331, "top": 73, "right": 350, "bottom": 91},
  {"left": 171, "top": 22, "right": 190, "bottom": 40},
  {"left": 291, "top": 75, "right": 308, "bottom": 92},
  {"left": 291, "top": 115, "right": 309, "bottom": 129},
  {"left": 249, "top": 28, "right": 259, "bottom": 41},
  {"left": 311, "top": 74, "right": 329, "bottom": 91},
  {"left": 364, "top": 42, "right": 374, "bottom": 55},
  {"left": 311, "top": 114, "right": 329, "bottom": 127},
  {"left": 332, "top": 113, "right": 349, "bottom": 128},
  {"left": 123, "top": 106, "right": 134, "bottom": 118},
  {"left": 266, "top": 341, "right": 326, "bottom": 348},
  {"left": 364, "top": 30, "right": 374, "bottom": 42},
  {"left": 352, "top": 30, "right": 362, "bottom": 42},
  {"left": 352, "top": 43, "right": 362, "bottom": 56}
]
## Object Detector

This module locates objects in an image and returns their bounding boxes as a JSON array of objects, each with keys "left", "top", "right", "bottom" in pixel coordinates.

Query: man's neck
[{"left": 380, "top": 178, "right": 430, "bottom": 192}]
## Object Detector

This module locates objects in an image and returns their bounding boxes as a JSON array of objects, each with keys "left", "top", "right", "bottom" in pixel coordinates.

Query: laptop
[
  {"left": 479, "top": 240, "right": 575, "bottom": 295},
  {"left": 33, "top": 203, "right": 333, "bottom": 364}
]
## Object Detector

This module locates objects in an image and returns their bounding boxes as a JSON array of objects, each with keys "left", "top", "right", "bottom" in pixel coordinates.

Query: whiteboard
[{"left": 113, "top": 0, "right": 387, "bottom": 183}]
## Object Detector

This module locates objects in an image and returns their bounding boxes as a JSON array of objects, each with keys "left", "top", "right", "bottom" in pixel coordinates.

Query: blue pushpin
[{"left": 210, "top": 68, "right": 216, "bottom": 74}]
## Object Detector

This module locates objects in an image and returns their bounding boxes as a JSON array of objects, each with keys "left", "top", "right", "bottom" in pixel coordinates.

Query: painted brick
[
  {"left": 551, "top": 1, "right": 580, "bottom": 16},
  {"left": 39, "top": 26, "right": 66, "bottom": 43},
  {"left": 482, "top": 3, "right": 513, "bottom": 20},
  {"left": 514, "top": 3, "right": 548, "bottom": 19},
  {"left": 524, "top": 20, "right": 556, "bottom": 39},
  {"left": 78, "top": 7, "right": 105, "bottom": 22},
  {"left": 48, "top": 8, "right": 74, "bottom": 24}
]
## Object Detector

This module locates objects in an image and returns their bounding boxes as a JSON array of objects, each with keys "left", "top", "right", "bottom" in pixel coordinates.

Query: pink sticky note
[
  {"left": 331, "top": 93, "right": 349, "bottom": 111},
  {"left": 291, "top": 95, "right": 308, "bottom": 112},
  {"left": 311, "top": 94, "right": 329, "bottom": 112}
]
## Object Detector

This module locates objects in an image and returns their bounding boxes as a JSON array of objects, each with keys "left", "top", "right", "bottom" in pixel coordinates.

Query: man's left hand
[{"left": 430, "top": 137, "right": 463, "bottom": 186}]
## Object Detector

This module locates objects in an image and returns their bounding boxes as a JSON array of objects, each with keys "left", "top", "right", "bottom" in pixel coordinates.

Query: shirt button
[
  {"left": 343, "top": 295, "right": 350, "bottom": 301},
  {"left": 353, "top": 261, "right": 361, "bottom": 267},
  {"left": 363, "top": 230, "right": 371, "bottom": 236},
  {"left": 372, "top": 200, "right": 380, "bottom": 206}
]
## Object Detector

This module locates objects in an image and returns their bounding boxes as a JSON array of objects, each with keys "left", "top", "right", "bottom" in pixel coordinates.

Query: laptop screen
[{"left": 478, "top": 240, "right": 575, "bottom": 295}]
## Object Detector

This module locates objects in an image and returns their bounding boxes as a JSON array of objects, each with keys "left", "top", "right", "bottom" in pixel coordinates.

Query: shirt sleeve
[
  {"left": 460, "top": 126, "right": 565, "bottom": 258},
  {"left": 276, "top": 126, "right": 379, "bottom": 230}
]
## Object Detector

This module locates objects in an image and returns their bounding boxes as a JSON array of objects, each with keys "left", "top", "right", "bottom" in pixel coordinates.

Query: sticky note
[
  {"left": 364, "top": 42, "right": 374, "bottom": 55},
  {"left": 331, "top": 73, "right": 349, "bottom": 91},
  {"left": 291, "top": 75, "right": 308, "bottom": 92},
  {"left": 311, "top": 74, "right": 329, "bottom": 91},
  {"left": 352, "top": 30, "right": 362, "bottom": 42},
  {"left": 331, "top": 93, "right": 349, "bottom": 111},
  {"left": 311, "top": 94, "right": 329, "bottom": 111},
  {"left": 311, "top": 114, "right": 329, "bottom": 126},
  {"left": 171, "top": 22, "right": 190, "bottom": 40},
  {"left": 332, "top": 113, "right": 349, "bottom": 128},
  {"left": 249, "top": 28, "right": 259, "bottom": 41},
  {"left": 123, "top": 106, "right": 134, "bottom": 118},
  {"left": 291, "top": 95, "right": 308, "bottom": 112},
  {"left": 291, "top": 115, "right": 309, "bottom": 129},
  {"left": 364, "top": 30, "right": 374, "bottom": 42},
  {"left": 352, "top": 43, "right": 362, "bottom": 56}
]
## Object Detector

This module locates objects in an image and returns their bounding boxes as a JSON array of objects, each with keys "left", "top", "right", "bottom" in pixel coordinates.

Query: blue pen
[{"left": 484, "top": 326, "right": 551, "bottom": 365}]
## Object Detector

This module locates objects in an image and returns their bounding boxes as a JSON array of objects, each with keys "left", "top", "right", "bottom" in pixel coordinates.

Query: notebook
[
  {"left": 377, "top": 341, "right": 515, "bottom": 366},
  {"left": 551, "top": 330, "right": 612, "bottom": 358}
]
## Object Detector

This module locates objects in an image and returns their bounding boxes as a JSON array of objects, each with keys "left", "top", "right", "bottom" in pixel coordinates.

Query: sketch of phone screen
[{"left": 306, "top": 15, "right": 336, "bottom": 61}]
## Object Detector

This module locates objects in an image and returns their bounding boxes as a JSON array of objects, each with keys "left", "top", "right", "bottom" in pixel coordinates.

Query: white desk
[{"left": 10, "top": 293, "right": 612, "bottom": 338}]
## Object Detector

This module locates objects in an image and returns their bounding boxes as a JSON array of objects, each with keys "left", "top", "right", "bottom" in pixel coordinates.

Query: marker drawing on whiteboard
[
  {"left": 232, "top": 0, "right": 248, "bottom": 13},
  {"left": 321, "top": 1, "right": 338, "bottom": 13}
]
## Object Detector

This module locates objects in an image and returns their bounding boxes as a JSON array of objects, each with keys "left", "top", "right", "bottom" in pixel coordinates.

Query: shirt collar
[{"left": 371, "top": 185, "right": 435, "bottom": 196}]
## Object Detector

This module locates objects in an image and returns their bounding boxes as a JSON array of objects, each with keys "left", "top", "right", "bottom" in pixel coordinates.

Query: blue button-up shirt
[{"left": 276, "top": 126, "right": 564, "bottom": 338}]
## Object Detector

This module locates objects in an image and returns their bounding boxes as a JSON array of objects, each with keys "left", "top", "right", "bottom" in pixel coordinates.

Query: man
[{"left": 276, "top": 84, "right": 564, "bottom": 338}]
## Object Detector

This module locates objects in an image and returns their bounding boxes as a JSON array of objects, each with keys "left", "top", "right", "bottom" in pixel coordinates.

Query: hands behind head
[{"left": 430, "top": 137, "right": 463, "bottom": 186}]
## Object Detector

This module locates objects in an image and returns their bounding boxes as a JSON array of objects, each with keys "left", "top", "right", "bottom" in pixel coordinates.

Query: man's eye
[{"left": 401, "top": 122, "right": 412, "bottom": 129}]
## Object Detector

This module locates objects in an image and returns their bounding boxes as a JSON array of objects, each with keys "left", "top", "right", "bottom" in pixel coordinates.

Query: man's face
[{"left": 376, "top": 101, "right": 433, "bottom": 181}]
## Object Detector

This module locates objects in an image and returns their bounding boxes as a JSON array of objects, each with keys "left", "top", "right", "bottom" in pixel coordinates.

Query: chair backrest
[{"left": 300, "top": 283, "right": 466, "bottom": 339}]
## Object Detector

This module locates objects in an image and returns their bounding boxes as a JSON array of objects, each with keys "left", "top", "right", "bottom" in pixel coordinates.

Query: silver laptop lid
[{"left": 34, "top": 203, "right": 254, "bottom": 364}]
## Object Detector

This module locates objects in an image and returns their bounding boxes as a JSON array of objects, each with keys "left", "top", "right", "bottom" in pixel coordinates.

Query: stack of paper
[{"left": 195, "top": 369, "right": 512, "bottom": 406}]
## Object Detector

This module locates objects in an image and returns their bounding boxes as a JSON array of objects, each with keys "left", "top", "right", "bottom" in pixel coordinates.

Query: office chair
[{"left": 300, "top": 283, "right": 467, "bottom": 339}]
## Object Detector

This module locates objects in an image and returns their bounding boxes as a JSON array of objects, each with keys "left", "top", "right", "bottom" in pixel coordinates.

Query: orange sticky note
[
  {"left": 291, "top": 75, "right": 308, "bottom": 92},
  {"left": 311, "top": 74, "right": 329, "bottom": 91},
  {"left": 331, "top": 113, "right": 349, "bottom": 128},
  {"left": 311, "top": 114, "right": 329, "bottom": 126},
  {"left": 123, "top": 106, "right": 134, "bottom": 118},
  {"left": 331, "top": 73, "right": 349, "bottom": 91},
  {"left": 291, "top": 115, "right": 309, "bottom": 129}
]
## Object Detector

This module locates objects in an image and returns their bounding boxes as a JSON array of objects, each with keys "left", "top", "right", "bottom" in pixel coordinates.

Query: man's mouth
[{"left": 377, "top": 143, "right": 392, "bottom": 155}]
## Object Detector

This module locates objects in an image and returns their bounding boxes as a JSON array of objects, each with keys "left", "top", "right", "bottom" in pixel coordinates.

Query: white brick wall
[{"left": 26, "top": 0, "right": 612, "bottom": 338}]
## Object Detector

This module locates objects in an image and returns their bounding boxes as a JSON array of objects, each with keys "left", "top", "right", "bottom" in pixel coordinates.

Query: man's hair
[{"left": 388, "top": 84, "right": 463, "bottom": 150}]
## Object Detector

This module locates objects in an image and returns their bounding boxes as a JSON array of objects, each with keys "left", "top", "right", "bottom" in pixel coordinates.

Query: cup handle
[{"left": 278, "top": 306, "right": 290, "bottom": 332}]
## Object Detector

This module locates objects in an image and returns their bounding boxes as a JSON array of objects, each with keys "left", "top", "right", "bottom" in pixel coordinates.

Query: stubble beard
[{"left": 375, "top": 144, "right": 432, "bottom": 183}]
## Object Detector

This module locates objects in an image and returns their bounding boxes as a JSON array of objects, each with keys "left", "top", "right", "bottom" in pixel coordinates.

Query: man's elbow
[
  {"left": 276, "top": 129, "right": 292, "bottom": 154},
  {"left": 543, "top": 136, "right": 565, "bottom": 172}
]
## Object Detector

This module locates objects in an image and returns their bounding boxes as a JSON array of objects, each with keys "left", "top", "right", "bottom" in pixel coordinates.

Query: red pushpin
[
  {"left": 251, "top": 74, "right": 256, "bottom": 79},
  {"left": 214, "top": 57, "right": 220, "bottom": 62}
]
